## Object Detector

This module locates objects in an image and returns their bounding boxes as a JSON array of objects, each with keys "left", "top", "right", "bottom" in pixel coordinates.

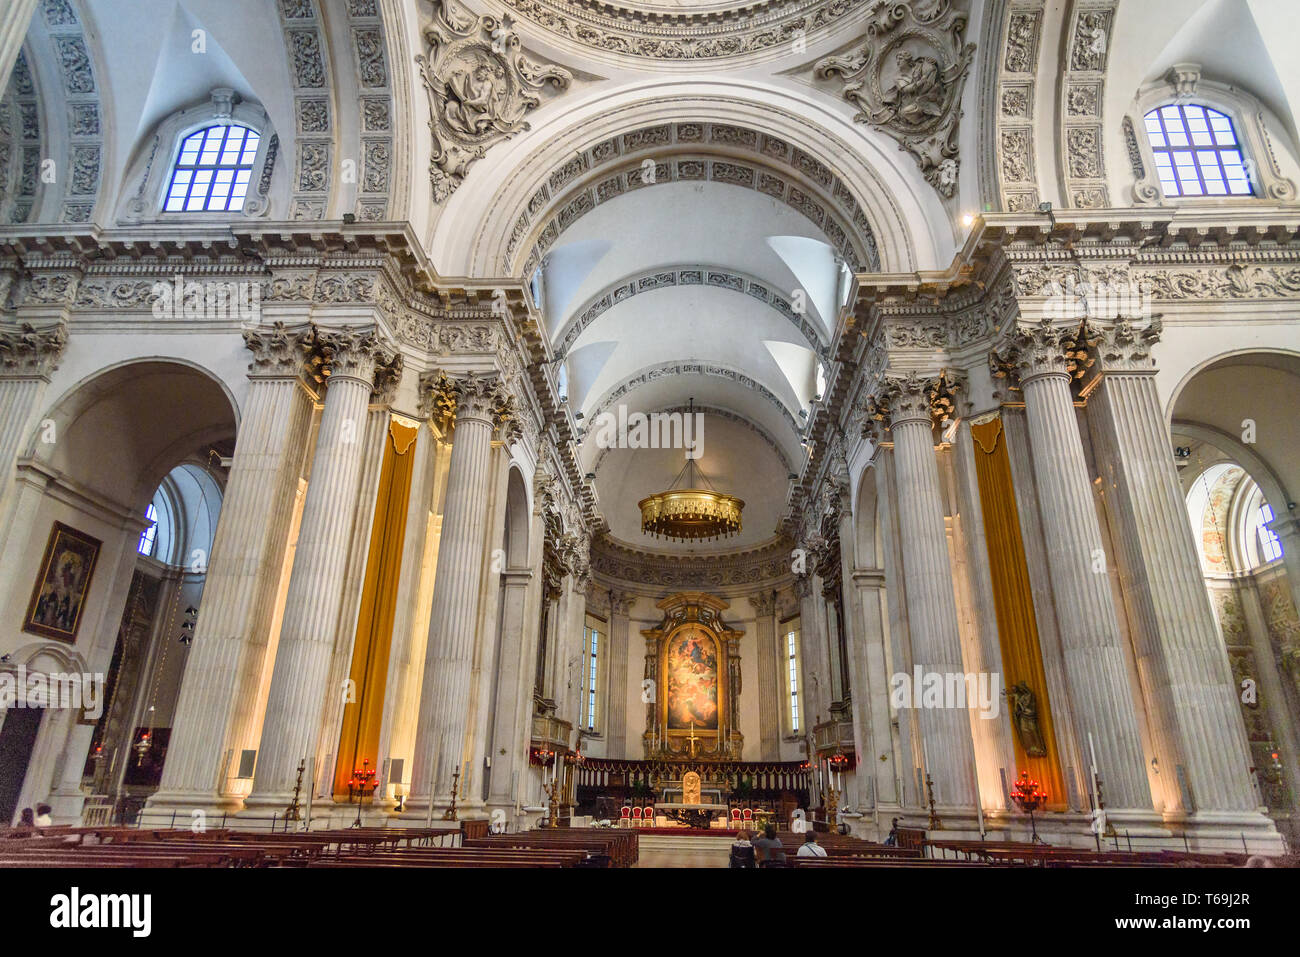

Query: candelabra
[
  {"left": 284, "top": 760, "right": 306, "bottom": 825},
  {"left": 924, "top": 771, "right": 942, "bottom": 830},
  {"left": 825, "top": 787, "right": 839, "bottom": 830},
  {"left": 542, "top": 778, "right": 560, "bottom": 829},
  {"left": 1010, "top": 771, "right": 1046, "bottom": 845},
  {"left": 443, "top": 764, "right": 461, "bottom": 821},
  {"left": 347, "top": 760, "right": 379, "bottom": 829}
]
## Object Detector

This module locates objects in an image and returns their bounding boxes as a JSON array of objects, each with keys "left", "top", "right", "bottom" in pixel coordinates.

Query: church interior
[{"left": 1, "top": 0, "right": 1299, "bottom": 876}]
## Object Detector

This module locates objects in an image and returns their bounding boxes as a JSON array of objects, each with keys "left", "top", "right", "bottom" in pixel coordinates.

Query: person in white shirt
[
  {"left": 796, "top": 831, "right": 828, "bottom": 857},
  {"left": 34, "top": 804, "right": 53, "bottom": 828}
]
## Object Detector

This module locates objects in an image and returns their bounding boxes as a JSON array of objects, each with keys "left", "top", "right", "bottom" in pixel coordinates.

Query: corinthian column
[
  {"left": 993, "top": 319, "right": 1150, "bottom": 812},
  {"left": 408, "top": 371, "right": 515, "bottom": 814},
  {"left": 243, "top": 326, "right": 398, "bottom": 811},
  {"left": 1085, "top": 318, "right": 1262, "bottom": 818},
  {"left": 148, "top": 322, "right": 316, "bottom": 814},
  {"left": 868, "top": 373, "right": 977, "bottom": 810}
]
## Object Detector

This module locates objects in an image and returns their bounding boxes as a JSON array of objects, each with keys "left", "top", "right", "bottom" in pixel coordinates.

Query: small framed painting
[{"left": 23, "top": 522, "right": 101, "bottom": 643}]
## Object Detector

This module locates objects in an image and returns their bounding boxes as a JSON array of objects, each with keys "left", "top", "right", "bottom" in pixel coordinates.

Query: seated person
[
  {"left": 797, "top": 831, "right": 828, "bottom": 858},
  {"left": 729, "top": 830, "right": 756, "bottom": 868},
  {"left": 752, "top": 823, "right": 787, "bottom": 868}
]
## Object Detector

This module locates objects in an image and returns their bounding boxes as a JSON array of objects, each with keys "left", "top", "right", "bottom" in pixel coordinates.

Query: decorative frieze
[
  {"left": 590, "top": 536, "right": 794, "bottom": 596},
  {"left": 499, "top": 0, "right": 870, "bottom": 62},
  {"left": 506, "top": 121, "right": 879, "bottom": 274}
]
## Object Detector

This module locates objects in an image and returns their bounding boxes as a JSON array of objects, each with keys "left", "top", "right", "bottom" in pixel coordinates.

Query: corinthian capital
[
  {"left": 990, "top": 317, "right": 1090, "bottom": 389},
  {"left": 243, "top": 321, "right": 316, "bottom": 378},
  {"left": 419, "top": 370, "right": 517, "bottom": 433},
  {"left": 1083, "top": 316, "right": 1163, "bottom": 374},
  {"left": 315, "top": 325, "right": 398, "bottom": 384},
  {"left": 862, "top": 370, "right": 964, "bottom": 435},
  {"left": 750, "top": 590, "right": 777, "bottom": 618},
  {"left": 0, "top": 322, "right": 68, "bottom": 378}
]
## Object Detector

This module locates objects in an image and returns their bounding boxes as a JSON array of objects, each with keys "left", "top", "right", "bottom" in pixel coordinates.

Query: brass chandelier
[{"left": 638, "top": 415, "right": 743, "bottom": 543}]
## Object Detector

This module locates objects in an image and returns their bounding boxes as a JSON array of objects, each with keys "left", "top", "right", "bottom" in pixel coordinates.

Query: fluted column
[
  {"left": 869, "top": 373, "right": 976, "bottom": 810},
  {"left": 1086, "top": 318, "right": 1260, "bottom": 815},
  {"left": 607, "top": 591, "right": 634, "bottom": 757},
  {"left": 243, "top": 326, "right": 398, "bottom": 810},
  {"left": 149, "top": 323, "right": 316, "bottom": 812},
  {"left": 409, "top": 372, "right": 515, "bottom": 812},
  {"left": 0, "top": 0, "right": 37, "bottom": 90},
  {"left": 751, "top": 591, "right": 780, "bottom": 760},
  {"left": 993, "top": 320, "right": 1150, "bottom": 812}
]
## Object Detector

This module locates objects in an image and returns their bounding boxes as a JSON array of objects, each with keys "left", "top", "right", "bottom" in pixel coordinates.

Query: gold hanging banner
[
  {"left": 334, "top": 419, "right": 418, "bottom": 796},
  {"left": 969, "top": 417, "right": 1067, "bottom": 810}
]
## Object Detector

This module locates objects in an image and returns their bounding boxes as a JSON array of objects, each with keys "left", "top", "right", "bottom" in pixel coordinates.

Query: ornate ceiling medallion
[
  {"left": 815, "top": 0, "right": 975, "bottom": 197},
  {"left": 417, "top": 1, "right": 572, "bottom": 202}
]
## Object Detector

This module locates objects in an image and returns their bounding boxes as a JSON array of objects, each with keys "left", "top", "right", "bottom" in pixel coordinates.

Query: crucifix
[{"left": 688, "top": 719, "right": 698, "bottom": 759}]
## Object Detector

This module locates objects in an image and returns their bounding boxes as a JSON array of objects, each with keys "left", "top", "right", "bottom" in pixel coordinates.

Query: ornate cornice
[
  {"left": 591, "top": 534, "right": 794, "bottom": 597},
  {"left": 499, "top": 0, "right": 871, "bottom": 62}
]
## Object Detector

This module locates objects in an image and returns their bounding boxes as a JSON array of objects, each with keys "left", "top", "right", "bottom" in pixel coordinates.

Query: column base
[{"left": 141, "top": 789, "right": 245, "bottom": 828}]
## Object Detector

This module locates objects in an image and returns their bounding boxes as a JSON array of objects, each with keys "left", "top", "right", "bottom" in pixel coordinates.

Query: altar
[{"left": 654, "top": 803, "right": 728, "bottom": 829}]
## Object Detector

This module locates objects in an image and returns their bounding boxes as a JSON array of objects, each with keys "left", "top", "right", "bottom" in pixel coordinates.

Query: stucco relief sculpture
[
  {"left": 417, "top": 2, "right": 572, "bottom": 202},
  {"left": 815, "top": 0, "right": 975, "bottom": 197}
]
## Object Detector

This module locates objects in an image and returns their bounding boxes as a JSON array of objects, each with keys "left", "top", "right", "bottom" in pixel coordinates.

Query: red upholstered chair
[
  {"left": 620, "top": 806, "right": 631, "bottom": 828},
  {"left": 742, "top": 808, "right": 753, "bottom": 825},
  {"left": 644, "top": 806, "right": 655, "bottom": 828},
  {"left": 730, "top": 808, "right": 742, "bottom": 829},
  {"left": 631, "top": 806, "right": 642, "bottom": 827}
]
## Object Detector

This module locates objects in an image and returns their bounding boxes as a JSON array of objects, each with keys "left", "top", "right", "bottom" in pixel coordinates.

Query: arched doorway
[
  {"left": 0, "top": 360, "right": 236, "bottom": 825},
  {"left": 1171, "top": 351, "right": 1300, "bottom": 845}
]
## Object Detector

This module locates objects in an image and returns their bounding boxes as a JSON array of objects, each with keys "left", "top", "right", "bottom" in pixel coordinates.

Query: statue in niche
[{"left": 1005, "top": 681, "right": 1048, "bottom": 757}]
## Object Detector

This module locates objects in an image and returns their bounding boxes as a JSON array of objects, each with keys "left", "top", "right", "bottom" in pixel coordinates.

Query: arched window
[
  {"left": 164, "top": 124, "right": 261, "bottom": 212},
  {"left": 785, "top": 625, "right": 801, "bottom": 734},
  {"left": 1186, "top": 463, "right": 1283, "bottom": 573},
  {"left": 137, "top": 503, "right": 158, "bottom": 556},
  {"left": 1143, "top": 104, "right": 1252, "bottom": 197}
]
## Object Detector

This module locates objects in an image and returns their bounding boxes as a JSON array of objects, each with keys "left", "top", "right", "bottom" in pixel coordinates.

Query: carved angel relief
[
  {"left": 416, "top": 3, "right": 571, "bottom": 203},
  {"left": 815, "top": 0, "right": 975, "bottom": 198}
]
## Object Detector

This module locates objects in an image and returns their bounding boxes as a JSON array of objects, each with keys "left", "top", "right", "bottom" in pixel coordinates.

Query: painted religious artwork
[
  {"left": 665, "top": 629, "right": 719, "bottom": 731},
  {"left": 23, "top": 522, "right": 101, "bottom": 643}
]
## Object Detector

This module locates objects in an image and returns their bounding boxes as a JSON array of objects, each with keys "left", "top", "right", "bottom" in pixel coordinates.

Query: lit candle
[{"left": 1087, "top": 731, "right": 1098, "bottom": 778}]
